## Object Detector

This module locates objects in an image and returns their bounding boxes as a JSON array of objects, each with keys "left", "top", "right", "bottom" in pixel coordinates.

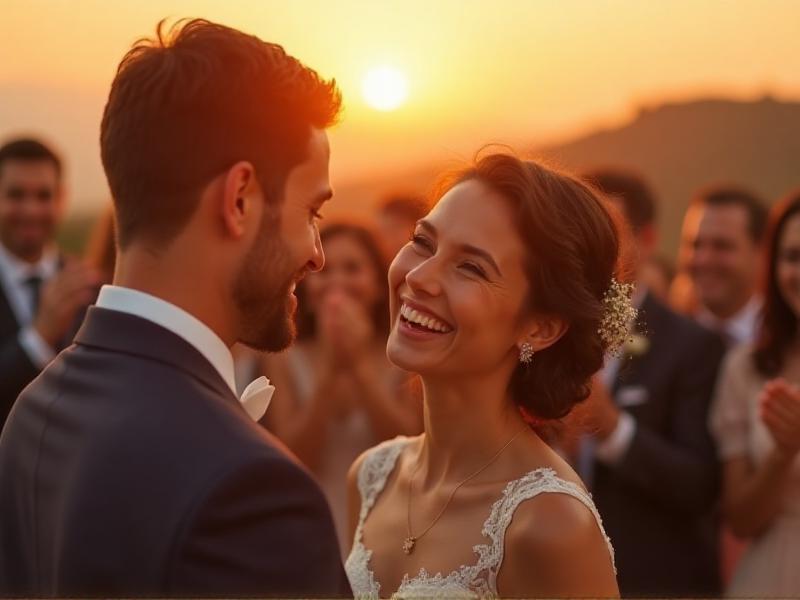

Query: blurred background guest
[
  {"left": 83, "top": 204, "right": 116, "bottom": 285},
  {"left": 672, "top": 186, "right": 767, "bottom": 345},
  {"left": 374, "top": 192, "right": 427, "bottom": 261},
  {"left": 0, "top": 138, "right": 98, "bottom": 426},
  {"left": 640, "top": 254, "right": 675, "bottom": 304},
  {"left": 263, "top": 221, "right": 422, "bottom": 553},
  {"left": 575, "top": 168, "right": 725, "bottom": 597},
  {"left": 711, "top": 190, "right": 800, "bottom": 598}
]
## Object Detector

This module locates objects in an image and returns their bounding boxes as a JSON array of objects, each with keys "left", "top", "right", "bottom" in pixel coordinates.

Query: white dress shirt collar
[
  {"left": 696, "top": 295, "right": 762, "bottom": 345},
  {"left": 0, "top": 242, "right": 59, "bottom": 289},
  {"left": 95, "top": 285, "right": 237, "bottom": 396},
  {"left": 0, "top": 242, "right": 61, "bottom": 367}
]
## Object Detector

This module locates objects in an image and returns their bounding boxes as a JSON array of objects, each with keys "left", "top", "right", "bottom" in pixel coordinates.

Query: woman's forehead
[{"left": 427, "top": 180, "right": 525, "bottom": 257}]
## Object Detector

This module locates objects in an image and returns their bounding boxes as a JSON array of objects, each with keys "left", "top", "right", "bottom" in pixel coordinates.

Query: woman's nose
[{"left": 405, "top": 257, "right": 443, "bottom": 297}]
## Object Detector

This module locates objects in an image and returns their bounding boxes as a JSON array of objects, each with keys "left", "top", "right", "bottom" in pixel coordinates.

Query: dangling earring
[{"left": 519, "top": 342, "right": 534, "bottom": 365}]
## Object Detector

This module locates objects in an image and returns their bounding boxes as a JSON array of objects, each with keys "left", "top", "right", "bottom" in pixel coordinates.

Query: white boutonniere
[
  {"left": 240, "top": 376, "right": 276, "bottom": 421},
  {"left": 624, "top": 333, "right": 650, "bottom": 357}
]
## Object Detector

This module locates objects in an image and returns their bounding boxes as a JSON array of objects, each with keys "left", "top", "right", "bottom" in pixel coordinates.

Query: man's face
[
  {"left": 235, "top": 128, "right": 331, "bottom": 351},
  {"left": 679, "top": 203, "right": 760, "bottom": 317},
  {"left": 0, "top": 159, "right": 62, "bottom": 261}
]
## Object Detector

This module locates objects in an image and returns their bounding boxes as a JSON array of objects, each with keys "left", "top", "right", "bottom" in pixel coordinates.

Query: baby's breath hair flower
[{"left": 598, "top": 278, "right": 638, "bottom": 356}]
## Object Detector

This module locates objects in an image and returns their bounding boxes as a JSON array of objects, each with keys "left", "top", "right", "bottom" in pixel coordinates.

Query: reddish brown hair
[
  {"left": 753, "top": 190, "right": 800, "bottom": 376},
  {"left": 446, "top": 153, "right": 627, "bottom": 420},
  {"left": 100, "top": 18, "right": 341, "bottom": 249}
]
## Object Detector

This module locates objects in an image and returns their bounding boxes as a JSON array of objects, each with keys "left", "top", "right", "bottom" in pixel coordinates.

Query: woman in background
[
  {"left": 711, "top": 190, "right": 800, "bottom": 597},
  {"left": 264, "top": 222, "right": 422, "bottom": 554}
]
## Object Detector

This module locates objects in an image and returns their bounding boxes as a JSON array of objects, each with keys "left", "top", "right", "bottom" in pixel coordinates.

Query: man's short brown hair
[{"left": 100, "top": 19, "right": 341, "bottom": 249}]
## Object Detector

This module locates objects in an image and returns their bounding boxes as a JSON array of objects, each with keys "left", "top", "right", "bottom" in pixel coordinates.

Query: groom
[{"left": 0, "top": 19, "right": 350, "bottom": 597}]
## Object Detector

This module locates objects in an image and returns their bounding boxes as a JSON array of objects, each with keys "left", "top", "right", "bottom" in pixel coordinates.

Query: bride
[{"left": 344, "top": 153, "right": 626, "bottom": 598}]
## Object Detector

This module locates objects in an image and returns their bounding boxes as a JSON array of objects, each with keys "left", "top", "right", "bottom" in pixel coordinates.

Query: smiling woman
[{"left": 345, "top": 152, "right": 623, "bottom": 599}]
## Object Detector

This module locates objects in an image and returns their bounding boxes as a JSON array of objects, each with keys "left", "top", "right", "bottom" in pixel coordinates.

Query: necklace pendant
[{"left": 402, "top": 536, "right": 417, "bottom": 555}]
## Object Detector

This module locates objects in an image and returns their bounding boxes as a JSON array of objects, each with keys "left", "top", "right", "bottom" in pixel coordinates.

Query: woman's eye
[
  {"left": 411, "top": 234, "right": 434, "bottom": 252},
  {"left": 460, "top": 262, "right": 487, "bottom": 278}
]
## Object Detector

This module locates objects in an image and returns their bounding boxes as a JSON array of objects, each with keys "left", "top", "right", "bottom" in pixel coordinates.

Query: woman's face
[
  {"left": 386, "top": 179, "right": 532, "bottom": 376},
  {"left": 776, "top": 213, "right": 800, "bottom": 317},
  {"left": 304, "top": 233, "right": 382, "bottom": 312}
]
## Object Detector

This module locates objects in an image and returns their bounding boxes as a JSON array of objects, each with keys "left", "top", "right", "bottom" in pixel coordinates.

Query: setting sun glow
[{"left": 361, "top": 66, "right": 409, "bottom": 112}]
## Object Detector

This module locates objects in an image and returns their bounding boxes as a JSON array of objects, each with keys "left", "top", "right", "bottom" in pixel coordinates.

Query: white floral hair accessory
[{"left": 598, "top": 278, "right": 638, "bottom": 356}]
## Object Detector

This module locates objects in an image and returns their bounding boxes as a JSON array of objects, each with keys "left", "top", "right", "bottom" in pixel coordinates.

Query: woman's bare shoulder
[{"left": 499, "top": 489, "right": 618, "bottom": 597}]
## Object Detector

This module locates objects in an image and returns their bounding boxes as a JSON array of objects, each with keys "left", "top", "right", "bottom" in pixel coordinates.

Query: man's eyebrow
[{"left": 417, "top": 220, "right": 502, "bottom": 277}]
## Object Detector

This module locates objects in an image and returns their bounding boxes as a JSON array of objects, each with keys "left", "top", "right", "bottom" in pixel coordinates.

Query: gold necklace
[{"left": 403, "top": 428, "right": 526, "bottom": 555}]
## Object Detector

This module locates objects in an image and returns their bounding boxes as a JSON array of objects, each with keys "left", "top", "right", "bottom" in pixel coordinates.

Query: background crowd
[{"left": 0, "top": 134, "right": 798, "bottom": 598}]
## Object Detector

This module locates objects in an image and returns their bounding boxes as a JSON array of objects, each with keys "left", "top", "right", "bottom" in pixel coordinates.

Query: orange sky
[{"left": 1, "top": 0, "right": 799, "bottom": 214}]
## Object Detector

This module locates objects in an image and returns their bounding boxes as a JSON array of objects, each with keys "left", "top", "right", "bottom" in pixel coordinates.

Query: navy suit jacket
[
  {"left": 0, "top": 280, "right": 45, "bottom": 427},
  {"left": 0, "top": 306, "right": 351, "bottom": 598},
  {"left": 591, "top": 293, "right": 725, "bottom": 598}
]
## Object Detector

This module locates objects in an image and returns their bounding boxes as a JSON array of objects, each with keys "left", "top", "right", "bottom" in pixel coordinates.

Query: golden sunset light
[
  {"left": 361, "top": 66, "right": 409, "bottom": 112},
  {"left": 2, "top": 3, "right": 800, "bottom": 597},
  {"left": 0, "top": 0, "right": 798, "bottom": 225}
]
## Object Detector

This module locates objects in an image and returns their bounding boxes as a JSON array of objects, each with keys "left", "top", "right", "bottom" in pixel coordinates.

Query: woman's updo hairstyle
[{"left": 444, "top": 152, "right": 628, "bottom": 420}]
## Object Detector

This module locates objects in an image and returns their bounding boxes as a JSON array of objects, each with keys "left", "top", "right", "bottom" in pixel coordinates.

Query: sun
[{"left": 361, "top": 66, "right": 409, "bottom": 112}]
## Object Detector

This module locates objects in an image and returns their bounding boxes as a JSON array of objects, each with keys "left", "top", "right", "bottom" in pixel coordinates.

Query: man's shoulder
[
  {"left": 641, "top": 295, "right": 722, "bottom": 347},
  {"left": 18, "top": 342, "right": 298, "bottom": 475}
]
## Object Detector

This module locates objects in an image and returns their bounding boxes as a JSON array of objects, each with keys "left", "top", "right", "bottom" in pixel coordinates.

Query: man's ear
[
  {"left": 519, "top": 314, "right": 569, "bottom": 353},
  {"left": 220, "top": 161, "right": 259, "bottom": 239}
]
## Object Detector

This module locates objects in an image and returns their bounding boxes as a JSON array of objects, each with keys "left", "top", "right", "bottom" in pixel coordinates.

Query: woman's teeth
[{"left": 400, "top": 304, "right": 451, "bottom": 333}]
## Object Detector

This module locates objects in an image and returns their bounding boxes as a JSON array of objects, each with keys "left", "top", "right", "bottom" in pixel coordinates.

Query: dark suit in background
[
  {"left": 0, "top": 285, "right": 41, "bottom": 424},
  {"left": 0, "top": 307, "right": 350, "bottom": 597},
  {"left": 591, "top": 293, "right": 725, "bottom": 597},
  {"left": 0, "top": 255, "right": 69, "bottom": 427}
]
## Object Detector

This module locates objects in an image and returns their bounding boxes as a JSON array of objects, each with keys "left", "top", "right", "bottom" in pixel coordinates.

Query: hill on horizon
[{"left": 336, "top": 96, "right": 800, "bottom": 259}]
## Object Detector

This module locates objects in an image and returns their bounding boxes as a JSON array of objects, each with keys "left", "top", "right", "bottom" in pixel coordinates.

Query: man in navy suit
[
  {"left": 0, "top": 139, "right": 98, "bottom": 427},
  {"left": 578, "top": 169, "right": 726, "bottom": 597},
  {"left": 0, "top": 19, "right": 350, "bottom": 597}
]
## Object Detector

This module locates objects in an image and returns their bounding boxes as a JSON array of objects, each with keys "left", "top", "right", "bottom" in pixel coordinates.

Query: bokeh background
[{"left": 2, "top": 0, "right": 799, "bottom": 253}]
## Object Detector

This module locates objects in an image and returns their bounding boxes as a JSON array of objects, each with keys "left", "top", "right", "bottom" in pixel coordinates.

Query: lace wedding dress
[{"left": 345, "top": 437, "right": 615, "bottom": 599}]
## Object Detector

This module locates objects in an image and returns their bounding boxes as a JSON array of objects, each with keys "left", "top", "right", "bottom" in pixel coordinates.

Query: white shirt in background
[
  {"left": 696, "top": 295, "right": 762, "bottom": 346},
  {"left": 0, "top": 242, "right": 59, "bottom": 367}
]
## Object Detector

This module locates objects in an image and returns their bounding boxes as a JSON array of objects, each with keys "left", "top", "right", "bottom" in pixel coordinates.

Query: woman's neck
[{"left": 415, "top": 369, "right": 528, "bottom": 489}]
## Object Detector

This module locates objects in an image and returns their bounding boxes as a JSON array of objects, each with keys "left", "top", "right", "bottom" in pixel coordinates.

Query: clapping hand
[
  {"left": 34, "top": 260, "right": 100, "bottom": 347},
  {"left": 319, "top": 287, "right": 373, "bottom": 366},
  {"left": 759, "top": 378, "right": 800, "bottom": 461}
]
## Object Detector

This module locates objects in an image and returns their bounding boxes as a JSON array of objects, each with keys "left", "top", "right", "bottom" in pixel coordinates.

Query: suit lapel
[
  {"left": 0, "top": 280, "right": 22, "bottom": 338},
  {"left": 74, "top": 306, "right": 238, "bottom": 405},
  {"left": 612, "top": 292, "right": 661, "bottom": 394},
  {"left": 0, "top": 251, "right": 67, "bottom": 337}
]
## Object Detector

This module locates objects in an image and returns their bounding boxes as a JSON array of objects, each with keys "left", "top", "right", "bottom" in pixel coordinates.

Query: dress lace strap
[
  {"left": 473, "top": 467, "right": 616, "bottom": 594},
  {"left": 356, "top": 436, "right": 410, "bottom": 527}
]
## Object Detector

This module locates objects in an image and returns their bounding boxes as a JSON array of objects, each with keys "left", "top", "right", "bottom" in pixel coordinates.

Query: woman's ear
[
  {"left": 520, "top": 314, "right": 569, "bottom": 353},
  {"left": 220, "top": 161, "right": 259, "bottom": 239}
]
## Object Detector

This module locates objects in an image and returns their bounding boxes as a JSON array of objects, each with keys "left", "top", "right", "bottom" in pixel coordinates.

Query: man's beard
[{"left": 233, "top": 216, "right": 302, "bottom": 352}]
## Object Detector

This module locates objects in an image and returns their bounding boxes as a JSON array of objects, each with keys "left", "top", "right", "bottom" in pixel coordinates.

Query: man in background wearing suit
[
  {"left": 0, "top": 139, "right": 98, "bottom": 426},
  {"left": 0, "top": 19, "right": 350, "bottom": 597},
  {"left": 672, "top": 186, "right": 767, "bottom": 345},
  {"left": 577, "top": 169, "right": 726, "bottom": 597}
]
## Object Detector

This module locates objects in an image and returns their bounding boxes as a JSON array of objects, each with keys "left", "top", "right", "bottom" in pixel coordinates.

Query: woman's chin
[{"left": 387, "top": 335, "right": 435, "bottom": 373}]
